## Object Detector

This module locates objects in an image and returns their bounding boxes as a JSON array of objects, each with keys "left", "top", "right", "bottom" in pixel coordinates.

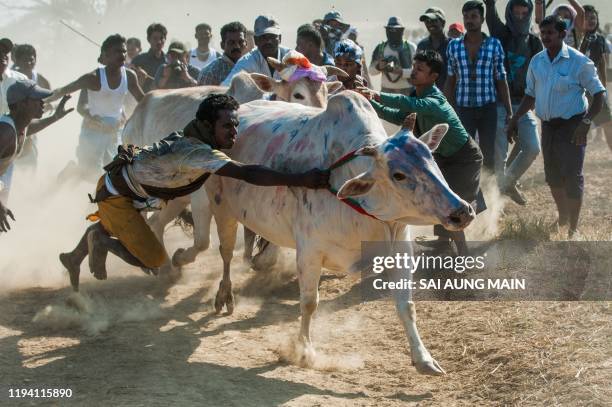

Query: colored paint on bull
[
  {"left": 272, "top": 122, "right": 282, "bottom": 133},
  {"left": 265, "top": 133, "right": 287, "bottom": 157},
  {"left": 294, "top": 137, "right": 310, "bottom": 153},
  {"left": 289, "top": 129, "right": 299, "bottom": 141},
  {"left": 384, "top": 133, "right": 409, "bottom": 153}
]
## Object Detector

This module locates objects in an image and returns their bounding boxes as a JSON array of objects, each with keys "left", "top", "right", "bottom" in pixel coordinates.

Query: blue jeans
[
  {"left": 456, "top": 103, "right": 497, "bottom": 171},
  {"left": 494, "top": 103, "right": 540, "bottom": 188}
]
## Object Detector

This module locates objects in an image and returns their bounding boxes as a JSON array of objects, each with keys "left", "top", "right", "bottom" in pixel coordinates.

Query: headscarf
[
  {"left": 333, "top": 39, "right": 363, "bottom": 65},
  {"left": 505, "top": 0, "right": 534, "bottom": 37},
  {"left": 552, "top": 4, "right": 577, "bottom": 32}
]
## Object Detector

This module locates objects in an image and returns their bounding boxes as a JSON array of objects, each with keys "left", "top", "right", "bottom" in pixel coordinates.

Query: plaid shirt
[
  {"left": 198, "top": 54, "right": 234, "bottom": 86},
  {"left": 447, "top": 34, "right": 506, "bottom": 107}
]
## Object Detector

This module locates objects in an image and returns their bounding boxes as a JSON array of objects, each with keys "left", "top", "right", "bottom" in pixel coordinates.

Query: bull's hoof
[
  {"left": 298, "top": 342, "right": 316, "bottom": 368},
  {"left": 413, "top": 357, "right": 446, "bottom": 376},
  {"left": 214, "top": 281, "right": 234, "bottom": 315},
  {"left": 171, "top": 248, "right": 187, "bottom": 267},
  {"left": 158, "top": 264, "right": 181, "bottom": 286}
]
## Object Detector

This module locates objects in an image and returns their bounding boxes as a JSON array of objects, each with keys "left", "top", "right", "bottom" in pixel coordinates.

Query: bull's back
[{"left": 122, "top": 87, "right": 225, "bottom": 146}]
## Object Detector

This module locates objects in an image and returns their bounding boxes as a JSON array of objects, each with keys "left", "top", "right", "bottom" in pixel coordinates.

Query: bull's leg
[
  {"left": 390, "top": 264, "right": 445, "bottom": 376},
  {"left": 213, "top": 210, "right": 238, "bottom": 314},
  {"left": 296, "top": 248, "right": 322, "bottom": 367},
  {"left": 244, "top": 227, "right": 281, "bottom": 272},
  {"left": 172, "top": 190, "right": 212, "bottom": 267},
  {"left": 251, "top": 238, "right": 281, "bottom": 271},
  {"left": 148, "top": 196, "right": 190, "bottom": 244},
  {"left": 242, "top": 227, "right": 256, "bottom": 263}
]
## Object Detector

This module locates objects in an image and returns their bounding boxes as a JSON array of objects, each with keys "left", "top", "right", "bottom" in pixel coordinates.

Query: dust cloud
[{"left": 32, "top": 291, "right": 164, "bottom": 335}]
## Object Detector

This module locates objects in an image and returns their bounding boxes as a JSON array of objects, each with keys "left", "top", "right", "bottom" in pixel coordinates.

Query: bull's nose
[{"left": 448, "top": 204, "right": 475, "bottom": 229}]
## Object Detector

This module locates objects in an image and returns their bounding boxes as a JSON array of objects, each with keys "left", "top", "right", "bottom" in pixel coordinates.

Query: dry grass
[{"left": 498, "top": 215, "right": 554, "bottom": 241}]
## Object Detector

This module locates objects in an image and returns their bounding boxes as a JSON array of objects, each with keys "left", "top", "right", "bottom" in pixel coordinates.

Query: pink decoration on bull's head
[{"left": 278, "top": 50, "right": 327, "bottom": 83}]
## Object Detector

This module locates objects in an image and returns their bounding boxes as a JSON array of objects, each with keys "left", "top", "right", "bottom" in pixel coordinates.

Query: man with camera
[
  {"left": 317, "top": 11, "right": 351, "bottom": 56},
  {"left": 369, "top": 17, "right": 416, "bottom": 96},
  {"left": 154, "top": 41, "right": 199, "bottom": 90}
]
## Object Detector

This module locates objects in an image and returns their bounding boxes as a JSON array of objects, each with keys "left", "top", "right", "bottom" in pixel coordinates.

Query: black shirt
[
  {"left": 132, "top": 49, "right": 166, "bottom": 92},
  {"left": 417, "top": 36, "right": 450, "bottom": 90}
]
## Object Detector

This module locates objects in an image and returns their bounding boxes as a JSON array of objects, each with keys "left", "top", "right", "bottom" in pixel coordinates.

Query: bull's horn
[
  {"left": 267, "top": 57, "right": 287, "bottom": 72},
  {"left": 402, "top": 113, "right": 417, "bottom": 132},
  {"left": 323, "top": 65, "right": 350, "bottom": 79},
  {"left": 355, "top": 145, "right": 379, "bottom": 157}
]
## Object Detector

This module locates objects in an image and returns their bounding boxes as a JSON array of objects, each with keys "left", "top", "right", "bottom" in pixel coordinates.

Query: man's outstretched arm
[
  {"left": 216, "top": 161, "right": 330, "bottom": 189},
  {"left": 46, "top": 73, "right": 92, "bottom": 102},
  {"left": 27, "top": 95, "right": 74, "bottom": 135}
]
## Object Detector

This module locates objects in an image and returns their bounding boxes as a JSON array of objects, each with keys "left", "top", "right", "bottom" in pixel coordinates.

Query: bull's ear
[
  {"left": 419, "top": 123, "right": 448, "bottom": 152},
  {"left": 250, "top": 73, "right": 280, "bottom": 93},
  {"left": 337, "top": 172, "right": 376, "bottom": 198},
  {"left": 402, "top": 113, "right": 417, "bottom": 132},
  {"left": 325, "top": 80, "right": 343, "bottom": 94},
  {"left": 322, "top": 65, "right": 350, "bottom": 79},
  {"left": 266, "top": 57, "right": 286, "bottom": 73}
]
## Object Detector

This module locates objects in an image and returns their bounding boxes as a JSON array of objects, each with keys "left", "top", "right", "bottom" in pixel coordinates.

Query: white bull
[
  {"left": 204, "top": 93, "right": 474, "bottom": 375},
  {"left": 122, "top": 66, "right": 345, "bottom": 268}
]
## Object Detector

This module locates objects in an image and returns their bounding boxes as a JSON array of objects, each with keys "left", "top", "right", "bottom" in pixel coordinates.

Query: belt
[{"left": 544, "top": 113, "right": 584, "bottom": 125}]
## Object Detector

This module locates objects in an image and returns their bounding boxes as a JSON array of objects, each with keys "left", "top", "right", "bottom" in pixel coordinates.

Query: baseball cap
[
  {"left": 323, "top": 11, "right": 346, "bottom": 24},
  {"left": 385, "top": 16, "right": 405, "bottom": 29},
  {"left": 6, "top": 79, "right": 53, "bottom": 105},
  {"left": 448, "top": 22, "right": 466, "bottom": 33},
  {"left": 420, "top": 7, "right": 446, "bottom": 22},
  {"left": 254, "top": 15, "right": 281, "bottom": 37},
  {"left": 167, "top": 41, "right": 187, "bottom": 55},
  {"left": 0, "top": 38, "right": 13, "bottom": 54}
]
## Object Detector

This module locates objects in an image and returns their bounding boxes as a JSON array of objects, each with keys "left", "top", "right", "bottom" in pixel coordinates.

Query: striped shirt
[{"left": 447, "top": 34, "right": 506, "bottom": 107}]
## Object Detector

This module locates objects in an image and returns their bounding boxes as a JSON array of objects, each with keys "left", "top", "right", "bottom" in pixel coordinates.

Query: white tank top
[
  {"left": 189, "top": 47, "right": 218, "bottom": 70},
  {"left": 87, "top": 66, "right": 128, "bottom": 121},
  {"left": 0, "top": 115, "right": 22, "bottom": 175}
]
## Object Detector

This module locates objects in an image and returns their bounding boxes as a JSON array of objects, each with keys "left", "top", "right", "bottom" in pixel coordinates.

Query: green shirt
[{"left": 371, "top": 85, "right": 469, "bottom": 157}]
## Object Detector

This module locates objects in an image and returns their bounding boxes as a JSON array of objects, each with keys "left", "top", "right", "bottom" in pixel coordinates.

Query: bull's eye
[
  {"left": 392, "top": 172, "right": 406, "bottom": 181},
  {"left": 293, "top": 92, "right": 305, "bottom": 100}
]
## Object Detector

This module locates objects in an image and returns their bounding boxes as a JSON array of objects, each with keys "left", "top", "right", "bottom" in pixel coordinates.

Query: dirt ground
[{"left": 1, "top": 137, "right": 611, "bottom": 406}]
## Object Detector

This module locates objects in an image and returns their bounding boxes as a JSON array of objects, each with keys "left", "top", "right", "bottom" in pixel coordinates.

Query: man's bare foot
[{"left": 59, "top": 252, "right": 80, "bottom": 291}]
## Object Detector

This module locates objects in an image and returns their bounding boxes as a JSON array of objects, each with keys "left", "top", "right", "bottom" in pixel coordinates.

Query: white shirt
[
  {"left": 369, "top": 41, "right": 416, "bottom": 90},
  {"left": 189, "top": 47, "right": 219, "bottom": 70},
  {"left": 526, "top": 43, "right": 605, "bottom": 121},
  {"left": 221, "top": 46, "right": 290, "bottom": 87},
  {"left": 0, "top": 68, "right": 28, "bottom": 114}
]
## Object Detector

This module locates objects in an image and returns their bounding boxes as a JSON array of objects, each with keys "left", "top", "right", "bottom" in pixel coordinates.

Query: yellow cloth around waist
[{"left": 90, "top": 176, "right": 167, "bottom": 268}]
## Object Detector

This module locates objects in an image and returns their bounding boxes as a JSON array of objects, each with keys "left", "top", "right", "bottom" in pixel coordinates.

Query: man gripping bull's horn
[{"left": 59, "top": 94, "right": 330, "bottom": 291}]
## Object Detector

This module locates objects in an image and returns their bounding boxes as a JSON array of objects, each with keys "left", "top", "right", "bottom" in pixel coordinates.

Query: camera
[{"left": 168, "top": 60, "right": 184, "bottom": 74}]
